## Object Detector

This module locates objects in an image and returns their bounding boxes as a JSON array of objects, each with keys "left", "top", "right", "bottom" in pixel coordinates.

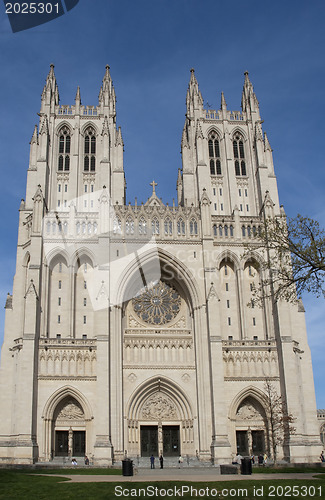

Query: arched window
[
  {"left": 233, "top": 134, "right": 246, "bottom": 176},
  {"left": 177, "top": 218, "right": 185, "bottom": 236},
  {"left": 152, "top": 218, "right": 160, "bottom": 235},
  {"left": 224, "top": 225, "right": 228, "bottom": 237},
  {"left": 164, "top": 217, "right": 172, "bottom": 236},
  {"left": 190, "top": 218, "right": 198, "bottom": 235},
  {"left": 113, "top": 217, "right": 121, "bottom": 234},
  {"left": 126, "top": 218, "right": 134, "bottom": 235},
  {"left": 208, "top": 132, "right": 222, "bottom": 176},
  {"left": 242, "top": 225, "right": 246, "bottom": 237},
  {"left": 139, "top": 217, "right": 147, "bottom": 235},
  {"left": 219, "top": 224, "right": 223, "bottom": 237},
  {"left": 58, "top": 126, "right": 71, "bottom": 171},
  {"left": 84, "top": 127, "right": 96, "bottom": 172},
  {"left": 230, "top": 225, "right": 234, "bottom": 237},
  {"left": 213, "top": 224, "right": 217, "bottom": 236}
]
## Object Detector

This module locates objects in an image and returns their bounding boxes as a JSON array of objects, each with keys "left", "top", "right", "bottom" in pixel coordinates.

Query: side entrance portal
[{"left": 140, "top": 425, "right": 180, "bottom": 456}]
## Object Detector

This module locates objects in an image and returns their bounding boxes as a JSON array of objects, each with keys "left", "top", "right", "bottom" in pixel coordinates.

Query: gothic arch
[
  {"left": 231, "top": 127, "right": 248, "bottom": 142},
  {"left": 71, "top": 248, "right": 96, "bottom": 269},
  {"left": 22, "top": 251, "right": 30, "bottom": 268},
  {"left": 229, "top": 386, "right": 268, "bottom": 422},
  {"left": 44, "top": 247, "right": 71, "bottom": 268},
  {"left": 48, "top": 252, "right": 69, "bottom": 271},
  {"left": 216, "top": 250, "right": 241, "bottom": 271},
  {"left": 55, "top": 121, "right": 72, "bottom": 136},
  {"left": 42, "top": 385, "right": 93, "bottom": 421},
  {"left": 81, "top": 122, "right": 98, "bottom": 136},
  {"left": 114, "top": 247, "right": 203, "bottom": 311},
  {"left": 206, "top": 126, "right": 222, "bottom": 139},
  {"left": 127, "top": 375, "right": 193, "bottom": 422},
  {"left": 241, "top": 252, "right": 263, "bottom": 271}
]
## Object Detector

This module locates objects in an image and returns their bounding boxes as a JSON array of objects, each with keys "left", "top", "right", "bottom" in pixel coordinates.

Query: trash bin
[
  {"left": 241, "top": 457, "right": 252, "bottom": 475},
  {"left": 122, "top": 458, "right": 134, "bottom": 476}
]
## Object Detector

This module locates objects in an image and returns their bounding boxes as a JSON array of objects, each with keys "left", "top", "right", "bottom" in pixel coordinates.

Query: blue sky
[{"left": 0, "top": 0, "right": 324, "bottom": 407}]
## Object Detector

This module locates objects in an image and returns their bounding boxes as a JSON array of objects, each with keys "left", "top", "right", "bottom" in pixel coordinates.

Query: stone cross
[{"left": 150, "top": 180, "right": 157, "bottom": 194}]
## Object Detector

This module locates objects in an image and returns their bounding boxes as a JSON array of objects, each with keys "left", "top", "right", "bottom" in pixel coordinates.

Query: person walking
[
  {"left": 159, "top": 454, "right": 164, "bottom": 469},
  {"left": 150, "top": 454, "right": 155, "bottom": 469},
  {"left": 178, "top": 455, "right": 183, "bottom": 468},
  {"left": 320, "top": 451, "right": 325, "bottom": 462}
]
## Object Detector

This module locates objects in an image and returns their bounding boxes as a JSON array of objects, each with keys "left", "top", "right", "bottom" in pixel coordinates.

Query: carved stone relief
[
  {"left": 56, "top": 400, "right": 84, "bottom": 421},
  {"left": 141, "top": 393, "right": 177, "bottom": 420}
]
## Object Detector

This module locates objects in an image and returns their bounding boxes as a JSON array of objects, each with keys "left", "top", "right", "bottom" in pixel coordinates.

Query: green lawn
[
  {"left": 0, "top": 469, "right": 324, "bottom": 500},
  {"left": 253, "top": 466, "right": 325, "bottom": 474}
]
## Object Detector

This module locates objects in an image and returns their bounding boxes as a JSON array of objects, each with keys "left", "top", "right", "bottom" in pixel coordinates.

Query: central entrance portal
[
  {"left": 163, "top": 426, "right": 180, "bottom": 456},
  {"left": 140, "top": 425, "right": 180, "bottom": 457}
]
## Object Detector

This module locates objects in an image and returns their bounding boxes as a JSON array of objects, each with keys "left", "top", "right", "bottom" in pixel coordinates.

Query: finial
[
  {"left": 244, "top": 70, "right": 249, "bottom": 77},
  {"left": 106, "top": 64, "right": 110, "bottom": 70},
  {"left": 150, "top": 180, "right": 157, "bottom": 194},
  {"left": 190, "top": 68, "right": 195, "bottom": 73}
]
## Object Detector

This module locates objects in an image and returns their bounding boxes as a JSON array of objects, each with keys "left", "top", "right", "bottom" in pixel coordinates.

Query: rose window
[{"left": 132, "top": 280, "right": 181, "bottom": 325}]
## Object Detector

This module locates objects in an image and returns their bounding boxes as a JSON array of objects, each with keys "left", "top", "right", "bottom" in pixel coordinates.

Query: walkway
[{"left": 41, "top": 468, "right": 322, "bottom": 483}]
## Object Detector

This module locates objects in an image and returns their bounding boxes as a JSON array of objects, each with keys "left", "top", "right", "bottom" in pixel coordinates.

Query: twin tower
[{"left": 0, "top": 66, "right": 320, "bottom": 465}]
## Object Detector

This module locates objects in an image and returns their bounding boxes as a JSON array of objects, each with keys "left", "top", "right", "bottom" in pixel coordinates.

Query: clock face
[{"left": 132, "top": 280, "right": 181, "bottom": 326}]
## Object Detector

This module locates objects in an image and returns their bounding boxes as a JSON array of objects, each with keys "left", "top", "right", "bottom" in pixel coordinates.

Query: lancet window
[
  {"left": 208, "top": 132, "right": 222, "bottom": 176},
  {"left": 139, "top": 217, "right": 147, "bottom": 235},
  {"left": 190, "top": 218, "right": 198, "bottom": 235},
  {"left": 151, "top": 218, "right": 160, "bottom": 235},
  {"left": 126, "top": 217, "right": 135, "bottom": 235},
  {"left": 233, "top": 134, "right": 246, "bottom": 176},
  {"left": 58, "top": 126, "right": 71, "bottom": 171},
  {"left": 177, "top": 218, "right": 185, "bottom": 236},
  {"left": 164, "top": 217, "right": 173, "bottom": 236},
  {"left": 84, "top": 127, "right": 96, "bottom": 172}
]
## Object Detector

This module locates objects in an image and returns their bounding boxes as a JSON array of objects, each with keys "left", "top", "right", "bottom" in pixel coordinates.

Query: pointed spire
[
  {"left": 115, "top": 126, "right": 123, "bottom": 147},
  {"left": 264, "top": 132, "right": 272, "bottom": 151},
  {"left": 41, "top": 64, "right": 59, "bottom": 111},
  {"left": 181, "top": 123, "right": 189, "bottom": 149},
  {"left": 241, "top": 70, "right": 260, "bottom": 119},
  {"left": 177, "top": 168, "right": 182, "bottom": 185},
  {"left": 221, "top": 91, "right": 227, "bottom": 110},
  {"left": 30, "top": 125, "right": 38, "bottom": 145},
  {"left": 75, "top": 86, "right": 81, "bottom": 104},
  {"left": 39, "top": 116, "right": 49, "bottom": 136},
  {"left": 186, "top": 68, "right": 204, "bottom": 117},
  {"left": 98, "top": 86, "right": 103, "bottom": 104}
]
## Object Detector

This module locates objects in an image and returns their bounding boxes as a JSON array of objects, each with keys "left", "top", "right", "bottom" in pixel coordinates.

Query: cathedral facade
[{"left": 0, "top": 66, "right": 321, "bottom": 465}]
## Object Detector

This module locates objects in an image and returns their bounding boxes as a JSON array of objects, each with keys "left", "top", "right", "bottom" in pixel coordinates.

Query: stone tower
[{"left": 0, "top": 66, "right": 321, "bottom": 465}]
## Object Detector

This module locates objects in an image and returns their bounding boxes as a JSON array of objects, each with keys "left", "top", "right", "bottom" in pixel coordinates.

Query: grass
[
  {"left": 0, "top": 469, "right": 324, "bottom": 500},
  {"left": 24, "top": 467, "right": 122, "bottom": 475},
  {"left": 253, "top": 466, "right": 325, "bottom": 474}
]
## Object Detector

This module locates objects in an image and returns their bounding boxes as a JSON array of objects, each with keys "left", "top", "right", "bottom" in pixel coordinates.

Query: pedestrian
[
  {"left": 251, "top": 454, "right": 255, "bottom": 464},
  {"left": 159, "top": 454, "right": 164, "bottom": 469},
  {"left": 320, "top": 451, "right": 325, "bottom": 463},
  {"left": 258, "top": 454, "right": 263, "bottom": 466},
  {"left": 71, "top": 458, "right": 77, "bottom": 466},
  {"left": 178, "top": 455, "right": 183, "bottom": 468},
  {"left": 84, "top": 455, "right": 89, "bottom": 465},
  {"left": 263, "top": 453, "right": 267, "bottom": 466},
  {"left": 150, "top": 454, "right": 155, "bottom": 469}
]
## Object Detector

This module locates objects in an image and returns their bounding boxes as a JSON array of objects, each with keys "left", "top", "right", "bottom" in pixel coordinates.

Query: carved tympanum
[
  {"left": 141, "top": 393, "right": 177, "bottom": 419},
  {"left": 57, "top": 400, "right": 84, "bottom": 420}
]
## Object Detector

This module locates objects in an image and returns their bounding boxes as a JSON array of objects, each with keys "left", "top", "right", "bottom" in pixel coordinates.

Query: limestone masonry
[{"left": 0, "top": 66, "right": 321, "bottom": 465}]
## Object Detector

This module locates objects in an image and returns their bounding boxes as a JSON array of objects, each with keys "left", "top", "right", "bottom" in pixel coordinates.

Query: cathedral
[{"left": 0, "top": 65, "right": 321, "bottom": 465}]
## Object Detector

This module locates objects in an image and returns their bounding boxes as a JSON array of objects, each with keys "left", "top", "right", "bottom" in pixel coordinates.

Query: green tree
[
  {"left": 264, "top": 379, "right": 296, "bottom": 463},
  {"left": 247, "top": 214, "right": 325, "bottom": 304}
]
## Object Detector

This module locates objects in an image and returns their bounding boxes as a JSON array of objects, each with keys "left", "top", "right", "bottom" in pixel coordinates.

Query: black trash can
[
  {"left": 241, "top": 457, "right": 252, "bottom": 475},
  {"left": 122, "top": 458, "right": 133, "bottom": 476}
]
